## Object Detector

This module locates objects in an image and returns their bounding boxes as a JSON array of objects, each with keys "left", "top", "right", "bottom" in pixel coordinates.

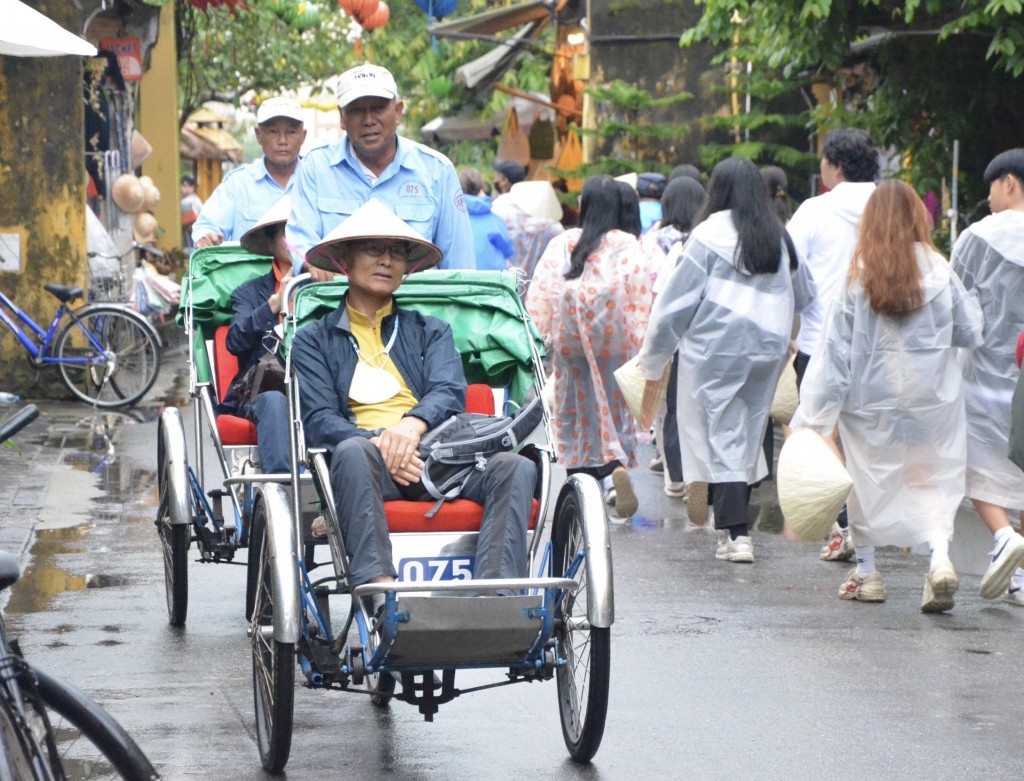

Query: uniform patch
[
  {"left": 401, "top": 183, "right": 422, "bottom": 197},
  {"left": 454, "top": 191, "right": 466, "bottom": 212}
]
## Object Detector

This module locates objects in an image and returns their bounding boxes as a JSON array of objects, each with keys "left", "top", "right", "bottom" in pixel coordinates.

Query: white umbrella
[{"left": 0, "top": 0, "right": 96, "bottom": 57}]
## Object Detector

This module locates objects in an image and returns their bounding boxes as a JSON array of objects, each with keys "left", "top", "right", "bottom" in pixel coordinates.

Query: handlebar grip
[{"left": 0, "top": 404, "right": 39, "bottom": 445}]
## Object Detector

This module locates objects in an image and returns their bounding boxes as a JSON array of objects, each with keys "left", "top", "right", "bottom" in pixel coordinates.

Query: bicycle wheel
[
  {"left": 552, "top": 484, "right": 610, "bottom": 763},
  {"left": 31, "top": 665, "right": 159, "bottom": 780},
  {"left": 157, "top": 410, "right": 189, "bottom": 627},
  {"left": 249, "top": 500, "right": 294, "bottom": 773},
  {"left": 56, "top": 306, "right": 161, "bottom": 408}
]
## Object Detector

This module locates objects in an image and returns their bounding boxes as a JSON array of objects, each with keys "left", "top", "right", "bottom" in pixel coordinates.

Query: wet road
[{"left": 4, "top": 344, "right": 1024, "bottom": 780}]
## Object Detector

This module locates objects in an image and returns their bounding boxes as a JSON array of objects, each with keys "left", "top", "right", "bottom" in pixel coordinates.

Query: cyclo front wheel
[
  {"left": 249, "top": 499, "right": 294, "bottom": 773},
  {"left": 56, "top": 306, "right": 161, "bottom": 408},
  {"left": 157, "top": 409, "right": 190, "bottom": 627},
  {"left": 552, "top": 482, "right": 611, "bottom": 763}
]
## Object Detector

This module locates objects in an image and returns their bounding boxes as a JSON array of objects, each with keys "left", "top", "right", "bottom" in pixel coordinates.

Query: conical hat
[
  {"left": 613, "top": 356, "right": 670, "bottom": 429},
  {"left": 240, "top": 195, "right": 291, "bottom": 257},
  {"left": 506, "top": 180, "right": 563, "bottom": 222},
  {"left": 305, "top": 198, "right": 443, "bottom": 274},
  {"left": 777, "top": 429, "right": 853, "bottom": 541},
  {"left": 770, "top": 357, "right": 799, "bottom": 425}
]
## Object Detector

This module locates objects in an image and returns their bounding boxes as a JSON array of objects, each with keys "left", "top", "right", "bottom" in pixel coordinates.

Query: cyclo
[
  {"left": 155, "top": 245, "right": 286, "bottom": 626},
  {"left": 246, "top": 269, "right": 614, "bottom": 772}
]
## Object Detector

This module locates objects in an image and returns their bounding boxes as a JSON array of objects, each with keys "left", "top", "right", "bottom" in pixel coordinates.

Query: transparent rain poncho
[
  {"left": 639, "top": 210, "right": 814, "bottom": 484},
  {"left": 950, "top": 209, "right": 1024, "bottom": 510},
  {"left": 793, "top": 246, "right": 984, "bottom": 547}
]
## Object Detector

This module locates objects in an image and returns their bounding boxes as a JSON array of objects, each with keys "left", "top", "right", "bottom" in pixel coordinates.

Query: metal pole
[{"left": 950, "top": 139, "right": 960, "bottom": 247}]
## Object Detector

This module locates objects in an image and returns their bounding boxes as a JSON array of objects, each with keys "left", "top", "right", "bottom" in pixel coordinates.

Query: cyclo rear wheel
[
  {"left": 56, "top": 306, "right": 160, "bottom": 408},
  {"left": 157, "top": 410, "right": 189, "bottom": 626},
  {"left": 249, "top": 499, "right": 294, "bottom": 773},
  {"left": 552, "top": 483, "right": 611, "bottom": 763}
]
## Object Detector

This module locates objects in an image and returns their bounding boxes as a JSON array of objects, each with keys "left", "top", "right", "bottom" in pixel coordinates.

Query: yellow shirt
[{"left": 347, "top": 301, "right": 418, "bottom": 431}]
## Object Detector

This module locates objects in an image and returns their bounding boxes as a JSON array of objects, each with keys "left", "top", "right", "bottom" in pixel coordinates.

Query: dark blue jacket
[
  {"left": 221, "top": 270, "right": 278, "bottom": 413},
  {"left": 291, "top": 296, "right": 466, "bottom": 449}
]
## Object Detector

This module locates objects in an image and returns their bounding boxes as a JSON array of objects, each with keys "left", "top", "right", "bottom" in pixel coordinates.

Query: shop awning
[
  {"left": 0, "top": 0, "right": 96, "bottom": 57},
  {"left": 180, "top": 124, "right": 243, "bottom": 163},
  {"left": 428, "top": 0, "right": 553, "bottom": 39}
]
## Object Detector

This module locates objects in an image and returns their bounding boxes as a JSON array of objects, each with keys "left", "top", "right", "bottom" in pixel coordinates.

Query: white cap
[
  {"left": 335, "top": 64, "right": 398, "bottom": 108},
  {"left": 306, "top": 199, "right": 442, "bottom": 274},
  {"left": 506, "top": 181, "right": 563, "bottom": 222},
  {"left": 256, "top": 97, "right": 303, "bottom": 124},
  {"left": 240, "top": 195, "right": 291, "bottom": 257}
]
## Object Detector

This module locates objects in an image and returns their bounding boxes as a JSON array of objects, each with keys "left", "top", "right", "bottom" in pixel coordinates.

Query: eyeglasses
[{"left": 359, "top": 240, "right": 410, "bottom": 261}]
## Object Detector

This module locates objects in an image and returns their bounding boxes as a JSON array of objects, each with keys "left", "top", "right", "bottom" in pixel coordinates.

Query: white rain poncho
[
  {"left": 638, "top": 210, "right": 814, "bottom": 484},
  {"left": 950, "top": 209, "right": 1024, "bottom": 509},
  {"left": 792, "top": 246, "right": 984, "bottom": 547}
]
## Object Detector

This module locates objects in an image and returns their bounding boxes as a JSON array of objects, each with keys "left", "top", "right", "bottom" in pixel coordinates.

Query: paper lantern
[
  {"left": 349, "top": 0, "right": 377, "bottom": 22},
  {"left": 338, "top": 0, "right": 355, "bottom": 14},
  {"left": 111, "top": 174, "right": 145, "bottom": 213},
  {"left": 360, "top": 1, "right": 389, "bottom": 29},
  {"left": 414, "top": 0, "right": 456, "bottom": 19}
]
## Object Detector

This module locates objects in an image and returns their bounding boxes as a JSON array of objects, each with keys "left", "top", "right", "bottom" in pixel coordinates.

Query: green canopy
[
  {"left": 287, "top": 270, "right": 544, "bottom": 405},
  {"left": 177, "top": 245, "right": 273, "bottom": 384}
]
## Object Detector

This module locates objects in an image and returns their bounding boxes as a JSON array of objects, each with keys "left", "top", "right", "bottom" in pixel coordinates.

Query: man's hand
[
  {"left": 303, "top": 262, "right": 337, "bottom": 283},
  {"left": 194, "top": 232, "right": 223, "bottom": 249},
  {"left": 372, "top": 416, "right": 429, "bottom": 481},
  {"left": 268, "top": 270, "right": 293, "bottom": 314}
]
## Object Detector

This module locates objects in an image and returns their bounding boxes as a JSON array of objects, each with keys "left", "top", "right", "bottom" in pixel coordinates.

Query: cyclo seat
[{"left": 212, "top": 325, "right": 258, "bottom": 446}]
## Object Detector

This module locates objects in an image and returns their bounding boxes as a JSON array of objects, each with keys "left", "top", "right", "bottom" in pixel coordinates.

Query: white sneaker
[
  {"left": 980, "top": 531, "right": 1024, "bottom": 599},
  {"left": 664, "top": 480, "right": 686, "bottom": 498},
  {"left": 715, "top": 533, "right": 753, "bottom": 563},
  {"left": 820, "top": 522, "right": 854, "bottom": 562},
  {"left": 1002, "top": 584, "right": 1024, "bottom": 606},
  {"left": 921, "top": 562, "right": 958, "bottom": 613}
]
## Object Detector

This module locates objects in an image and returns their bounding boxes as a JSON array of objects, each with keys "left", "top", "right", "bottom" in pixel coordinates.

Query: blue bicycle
[{"left": 0, "top": 283, "right": 162, "bottom": 408}]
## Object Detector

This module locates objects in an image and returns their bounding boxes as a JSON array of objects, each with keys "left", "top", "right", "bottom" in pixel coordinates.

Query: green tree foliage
[
  {"left": 175, "top": 0, "right": 552, "bottom": 145},
  {"left": 679, "top": 0, "right": 1024, "bottom": 215}
]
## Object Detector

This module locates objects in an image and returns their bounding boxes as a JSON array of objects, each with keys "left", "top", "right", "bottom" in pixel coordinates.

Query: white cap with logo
[
  {"left": 256, "top": 97, "right": 304, "bottom": 124},
  {"left": 335, "top": 63, "right": 399, "bottom": 108}
]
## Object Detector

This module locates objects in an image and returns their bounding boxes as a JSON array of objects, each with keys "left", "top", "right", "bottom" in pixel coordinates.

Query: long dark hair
[
  {"left": 696, "top": 157, "right": 784, "bottom": 275},
  {"left": 566, "top": 175, "right": 622, "bottom": 279},
  {"left": 615, "top": 180, "right": 642, "bottom": 237},
  {"left": 660, "top": 177, "right": 706, "bottom": 233}
]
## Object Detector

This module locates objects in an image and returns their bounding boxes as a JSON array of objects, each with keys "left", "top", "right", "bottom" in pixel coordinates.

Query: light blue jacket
[
  {"left": 286, "top": 135, "right": 475, "bottom": 272},
  {"left": 191, "top": 157, "right": 297, "bottom": 243},
  {"left": 465, "top": 193, "right": 513, "bottom": 271}
]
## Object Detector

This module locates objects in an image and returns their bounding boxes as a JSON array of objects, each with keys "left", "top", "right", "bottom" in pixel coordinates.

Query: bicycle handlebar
[{"left": 0, "top": 404, "right": 38, "bottom": 446}]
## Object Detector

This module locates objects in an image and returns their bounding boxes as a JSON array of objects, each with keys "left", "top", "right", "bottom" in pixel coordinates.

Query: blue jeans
[
  {"left": 328, "top": 437, "right": 536, "bottom": 587},
  {"left": 252, "top": 391, "right": 290, "bottom": 473}
]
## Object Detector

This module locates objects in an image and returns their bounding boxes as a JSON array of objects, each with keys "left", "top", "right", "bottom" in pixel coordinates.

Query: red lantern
[
  {"left": 349, "top": 0, "right": 376, "bottom": 22},
  {"left": 361, "top": 1, "right": 389, "bottom": 29},
  {"left": 338, "top": 0, "right": 355, "bottom": 14}
]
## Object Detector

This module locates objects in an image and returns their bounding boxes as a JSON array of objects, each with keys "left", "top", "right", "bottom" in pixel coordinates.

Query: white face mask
[
  {"left": 349, "top": 361, "right": 401, "bottom": 404},
  {"left": 347, "top": 314, "right": 401, "bottom": 405}
]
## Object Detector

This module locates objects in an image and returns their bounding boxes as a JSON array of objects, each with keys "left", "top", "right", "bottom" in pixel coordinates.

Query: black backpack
[{"left": 417, "top": 392, "right": 544, "bottom": 516}]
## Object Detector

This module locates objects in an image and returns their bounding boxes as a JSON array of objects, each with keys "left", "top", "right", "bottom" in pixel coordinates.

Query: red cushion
[
  {"left": 1017, "top": 330, "right": 1023, "bottom": 369},
  {"left": 213, "top": 326, "right": 239, "bottom": 404},
  {"left": 217, "top": 414, "right": 258, "bottom": 446},
  {"left": 465, "top": 383, "right": 495, "bottom": 415},
  {"left": 385, "top": 498, "right": 539, "bottom": 533}
]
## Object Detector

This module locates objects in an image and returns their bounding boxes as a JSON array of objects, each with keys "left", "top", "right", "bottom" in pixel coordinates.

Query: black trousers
[{"left": 708, "top": 481, "right": 752, "bottom": 532}]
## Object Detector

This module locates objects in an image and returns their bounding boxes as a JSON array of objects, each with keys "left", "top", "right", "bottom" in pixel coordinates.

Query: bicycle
[
  {"left": 0, "top": 279, "right": 162, "bottom": 409},
  {"left": 0, "top": 405, "right": 161, "bottom": 780}
]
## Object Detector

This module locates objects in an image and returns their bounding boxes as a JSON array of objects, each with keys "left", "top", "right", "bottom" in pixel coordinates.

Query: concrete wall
[
  {"left": 0, "top": 2, "right": 89, "bottom": 393},
  {"left": 589, "top": 0, "right": 721, "bottom": 170}
]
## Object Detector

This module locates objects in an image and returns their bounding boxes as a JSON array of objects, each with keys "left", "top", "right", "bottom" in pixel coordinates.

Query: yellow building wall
[
  {"left": 0, "top": 21, "right": 87, "bottom": 394},
  {"left": 139, "top": 2, "right": 181, "bottom": 253}
]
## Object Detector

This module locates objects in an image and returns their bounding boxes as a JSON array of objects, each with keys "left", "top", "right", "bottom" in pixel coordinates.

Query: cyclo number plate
[{"left": 398, "top": 556, "right": 474, "bottom": 582}]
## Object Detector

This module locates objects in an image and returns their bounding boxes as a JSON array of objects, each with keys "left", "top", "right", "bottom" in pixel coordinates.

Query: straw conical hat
[
  {"left": 770, "top": 357, "right": 799, "bottom": 425},
  {"left": 305, "top": 198, "right": 442, "bottom": 274},
  {"left": 112, "top": 174, "right": 145, "bottom": 213},
  {"left": 614, "top": 356, "right": 670, "bottom": 428},
  {"left": 240, "top": 195, "right": 291, "bottom": 257},
  {"left": 777, "top": 428, "right": 853, "bottom": 541},
  {"left": 506, "top": 180, "right": 563, "bottom": 222}
]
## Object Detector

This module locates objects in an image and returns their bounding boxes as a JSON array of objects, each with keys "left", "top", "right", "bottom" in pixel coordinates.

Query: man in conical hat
[
  {"left": 291, "top": 199, "right": 535, "bottom": 599},
  {"left": 223, "top": 195, "right": 294, "bottom": 475}
]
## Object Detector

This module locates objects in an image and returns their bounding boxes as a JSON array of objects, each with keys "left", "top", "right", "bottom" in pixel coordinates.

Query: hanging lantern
[
  {"left": 337, "top": 0, "right": 355, "bottom": 15},
  {"left": 348, "top": 0, "right": 377, "bottom": 23},
  {"left": 414, "top": 0, "right": 456, "bottom": 20},
  {"left": 360, "top": 1, "right": 389, "bottom": 30}
]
